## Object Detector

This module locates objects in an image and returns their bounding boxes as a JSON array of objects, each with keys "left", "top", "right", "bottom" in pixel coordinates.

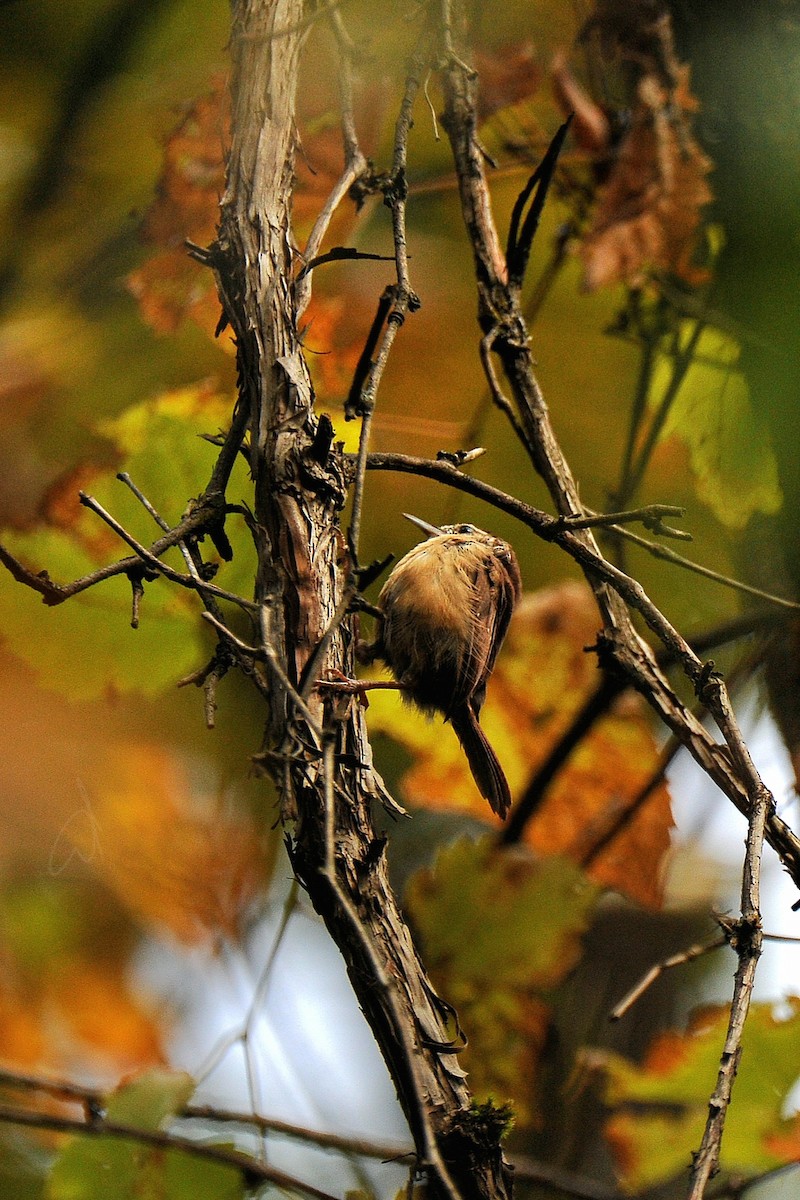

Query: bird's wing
[{"left": 454, "top": 547, "right": 515, "bottom": 712}]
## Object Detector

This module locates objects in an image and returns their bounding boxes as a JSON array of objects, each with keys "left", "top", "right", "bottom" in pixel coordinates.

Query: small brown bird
[{"left": 369, "top": 515, "right": 521, "bottom": 819}]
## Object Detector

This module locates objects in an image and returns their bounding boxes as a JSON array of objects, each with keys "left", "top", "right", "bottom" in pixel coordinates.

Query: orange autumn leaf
[
  {"left": 128, "top": 81, "right": 230, "bottom": 341},
  {"left": 128, "top": 248, "right": 229, "bottom": 342},
  {"left": 46, "top": 959, "right": 165, "bottom": 1070},
  {"left": 74, "top": 743, "right": 275, "bottom": 947},
  {"left": 501, "top": 585, "right": 672, "bottom": 908},
  {"left": 0, "top": 987, "right": 47, "bottom": 1068},
  {"left": 129, "top": 76, "right": 388, "bottom": 340},
  {"left": 302, "top": 293, "right": 365, "bottom": 404},
  {"left": 369, "top": 582, "right": 672, "bottom": 908},
  {"left": 0, "top": 881, "right": 164, "bottom": 1075}
]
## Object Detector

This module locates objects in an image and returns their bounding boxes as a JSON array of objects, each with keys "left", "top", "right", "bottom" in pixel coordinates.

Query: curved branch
[{"left": 364, "top": 450, "right": 800, "bottom": 890}]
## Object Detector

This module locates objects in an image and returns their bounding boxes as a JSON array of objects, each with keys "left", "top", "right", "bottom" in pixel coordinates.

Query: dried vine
[{"left": 0, "top": 4, "right": 796, "bottom": 1199}]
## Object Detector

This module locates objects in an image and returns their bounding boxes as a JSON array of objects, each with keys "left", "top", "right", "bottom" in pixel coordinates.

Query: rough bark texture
[{"left": 213, "top": 4, "right": 512, "bottom": 1198}]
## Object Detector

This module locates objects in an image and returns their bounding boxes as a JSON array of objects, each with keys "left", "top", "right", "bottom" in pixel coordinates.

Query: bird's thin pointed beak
[{"left": 403, "top": 513, "right": 443, "bottom": 538}]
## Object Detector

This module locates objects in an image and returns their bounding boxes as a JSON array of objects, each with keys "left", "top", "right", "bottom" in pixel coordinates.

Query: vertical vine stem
[
  {"left": 437, "top": 5, "right": 776, "bottom": 1194},
  {"left": 213, "top": 4, "right": 514, "bottom": 1197}
]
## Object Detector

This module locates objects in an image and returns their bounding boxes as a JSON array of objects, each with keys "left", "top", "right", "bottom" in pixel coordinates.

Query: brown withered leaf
[
  {"left": 582, "top": 101, "right": 712, "bottom": 287},
  {"left": 141, "top": 83, "right": 229, "bottom": 249},
  {"left": 127, "top": 81, "right": 229, "bottom": 340},
  {"left": 550, "top": 50, "right": 610, "bottom": 155},
  {"left": 474, "top": 42, "right": 542, "bottom": 121},
  {"left": 578, "top": 65, "right": 713, "bottom": 290}
]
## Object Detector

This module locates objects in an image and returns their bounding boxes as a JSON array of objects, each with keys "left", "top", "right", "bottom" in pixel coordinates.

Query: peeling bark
[{"left": 212, "top": 4, "right": 513, "bottom": 1197}]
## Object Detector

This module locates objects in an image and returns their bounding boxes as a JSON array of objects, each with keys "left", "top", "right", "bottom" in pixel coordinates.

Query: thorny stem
[
  {"left": 686, "top": 789, "right": 768, "bottom": 1198},
  {"left": 0, "top": 493, "right": 253, "bottom": 612}
]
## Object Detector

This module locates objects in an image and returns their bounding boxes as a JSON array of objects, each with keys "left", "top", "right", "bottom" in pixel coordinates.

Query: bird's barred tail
[{"left": 451, "top": 704, "right": 512, "bottom": 819}]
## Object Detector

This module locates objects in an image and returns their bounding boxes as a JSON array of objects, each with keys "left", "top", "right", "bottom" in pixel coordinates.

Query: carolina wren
[{"left": 368, "top": 515, "right": 521, "bottom": 819}]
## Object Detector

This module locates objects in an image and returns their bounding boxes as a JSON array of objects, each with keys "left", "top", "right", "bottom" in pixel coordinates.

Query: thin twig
[
  {"left": 185, "top": 1103, "right": 413, "bottom": 1163},
  {"left": 296, "top": 247, "right": 394, "bottom": 285},
  {"left": 501, "top": 674, "right": 623, "bottom": 845},
  {"left": 0, "top": 1103, "right": 338, "bottom": 1200},
  {"left": 0, "top": 1063, "right": 627, "bottom": 1197},
  {"left": 557, "top": 503, "right": 691, "bottom": 541},
  {"left": 610, "top": 936, "right": 727, "bottom": 1022},
  {"left": 511, "top": 1155, "right": 625, "bottom": 1200},
  {"left": 615, "top": 300, "right": 666, "bottom": 513},
  {"left": 505, "top": 117, "right": 572, "bottom": 290},
  {"left": 598, "top": 520, "right": 800, "bottom": 612},
  {"left": 294, "top": 5, "right": 368, "bottom": 317},
  {"left": 611, "top": 923, "right": 800, "bottom": 1026},
  {"left": 194, "top": 883, "right": 301, "bottom": 1086},
  {"left": 78, "top": 492, "right": 255, "bottom": 610},
  {"left": 623, "top": 318, "right": 705, "bottom": 503},
  {"left": 116, "top": 472, "right": 200, "bottom": 579},
  {"left": 0, "top": 503, "right": 255, "bottom": 613}
]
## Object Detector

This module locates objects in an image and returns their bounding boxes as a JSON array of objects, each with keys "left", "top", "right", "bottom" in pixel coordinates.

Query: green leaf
[
  {"left": 407, "top": 837, "right": 598, "bottom": 991},
  {"left": 653, "top": 323, "right": 782, "bottom": 528},
  {"left": 47, "top": 1069, "right": 244, "bottom": 1200},
  {"left": 0, "top": 385, "right": 255, "bottom": 700},
  {"left": 406, "top": 837, "right": 599, "bottom": 1123},
  {"left": 103, "top": 1069, "right": 195, "bottom": 1130},
  {"left": 594, "top": 998, "right": 800, "bottom": 1191}
]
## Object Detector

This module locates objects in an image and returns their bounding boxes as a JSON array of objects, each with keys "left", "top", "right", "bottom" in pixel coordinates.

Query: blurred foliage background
[{"left": 1, "top": 1, "right": 800, "bottom": 1198}]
